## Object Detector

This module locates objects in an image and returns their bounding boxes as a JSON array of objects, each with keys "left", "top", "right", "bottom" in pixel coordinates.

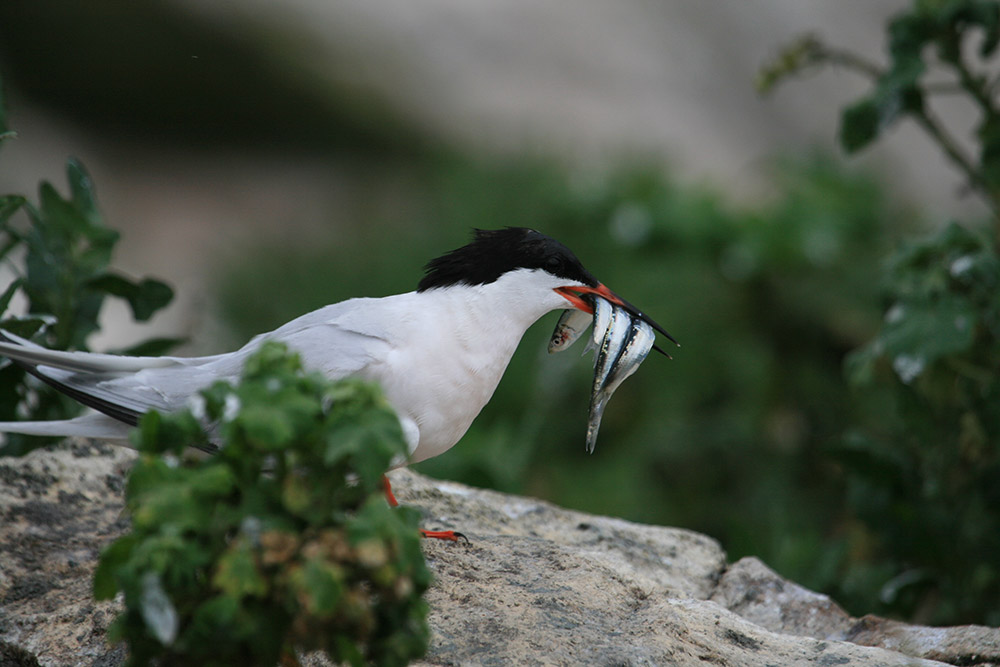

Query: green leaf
[
  {"left": 0, "top": 279, "right": 22, "bottom": 317},
  {"left": 186, "top": 464, "right": 236, "bottom": 497},
  {"left": 0, "top": 317, "right": 48, "bottom": 339},
  {"left": 134, "top": 410, "right": 207, "bottom": 455},
  {"left": 237, "top": 405, "right": 296, "bottom": 450},
  {"left": 840, "top": 99, "right": 881, "bottom": 153},
  {"left": 295, "top": 559, "right": 345, "bottom": 615},
  {"left": 66, "top": 159, "right": 100, "bottom": 225},
  {"left": 888, "top": 12, "right": 935, "bottom": 60},
  {"left": 94, "top": 534, "right": 140, "bottom": 600},
  {"left": 0, "top": 235, "right": 22, "bottom": 265},
  {"left": 213, "top": 539, "right": 268, "bottom": 598},
  {"left": 879, "top": 294, "right": 978, "bottom": 380},
  {"left": 968, "top": 1, "right": 1000, "bottom": 56},
  {"left": 85, "top": 273, "right": 174, "bottom": 321},
  {"left": 978, "top": 114, "right": 1000, "bottom": 189},
  {"left": 830, "top": 431, "right": 909, "bottom": 493},
  {"left": 37, "top": 181, "right": 87, "bottom": 238},
  {"left": 0, "top": 194, "right": 25, "bottom": 227}
]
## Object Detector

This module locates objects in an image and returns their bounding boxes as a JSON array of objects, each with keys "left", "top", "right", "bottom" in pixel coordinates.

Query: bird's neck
[{"left": 418, "top": 271, "right": 566, "bottom": 351}]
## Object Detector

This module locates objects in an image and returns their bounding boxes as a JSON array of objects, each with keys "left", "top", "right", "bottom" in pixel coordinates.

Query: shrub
[
  {"left": 0, "top": 75, "right": 178, "bottom": 455},
  {"left": 94, "top": 342, "right": 431, "bottom": 666},
  {"left": 763, "top": 0, "right": 1000, "bottom": 624}
]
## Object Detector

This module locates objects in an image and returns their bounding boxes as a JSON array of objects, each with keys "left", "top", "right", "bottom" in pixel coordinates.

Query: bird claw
[{"left": 420, "top": 529, "right": 469, "bottom": 544}]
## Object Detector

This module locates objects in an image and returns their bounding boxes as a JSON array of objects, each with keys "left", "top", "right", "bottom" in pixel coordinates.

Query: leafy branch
[
  {"left": 95, "top": 342, "right": 431, "bottom": 666},
  {"left": 0, "top": 74, "right": 181, "bottom": 455},
  {"left": 758, "top": 1, "right": 1000, "bottom": 237},
  {"left": 761, "top": 0, "right": 1000, "bottom": 625}
]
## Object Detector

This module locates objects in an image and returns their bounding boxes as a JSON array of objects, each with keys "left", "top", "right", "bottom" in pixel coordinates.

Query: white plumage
[
  {"left": 0, "top": 228, "right": 673, "bottom": 466},
  {"left": 0, "top": 268, "right": 572, "bottom": 463}
]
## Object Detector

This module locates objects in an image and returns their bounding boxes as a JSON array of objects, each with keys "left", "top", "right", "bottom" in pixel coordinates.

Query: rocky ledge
[{"left": 1, "top": 441, "right": 997, "bottom": 666}]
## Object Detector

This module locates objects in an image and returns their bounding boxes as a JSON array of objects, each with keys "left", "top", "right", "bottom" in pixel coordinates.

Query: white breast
[{"left": 277, "top": 269, "right": 572, "bottom": 465}]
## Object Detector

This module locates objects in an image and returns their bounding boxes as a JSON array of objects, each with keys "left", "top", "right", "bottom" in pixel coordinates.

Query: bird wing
[
  {"left": 260, "top": 299, "right": 394, "bottom": 379},
  {"left": 0, "top": 330, "right": 229, "bottom": 424},
  {"left": 0, "top": 298, "right": 397, "bottom": 436}
]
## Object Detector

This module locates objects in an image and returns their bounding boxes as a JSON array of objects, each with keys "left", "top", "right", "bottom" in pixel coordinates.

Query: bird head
[{"left": 418, "top": 228, "right": 676, "bottom": 351}]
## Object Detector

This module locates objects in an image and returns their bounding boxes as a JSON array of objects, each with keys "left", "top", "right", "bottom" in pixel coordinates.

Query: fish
[
  {"left": 589, "top": 296, "right": 613, "bottom": 353},
  {"left": 584, "top": 303, "right": 657, "bottom": 454},
  {"left": 592, "top": 305, "right": 631, "bottom": 394},
  {"left": 547, "top": 293, "right": 664, "bottom": 453},
  {"left": 548, "top": 307, "right": 594, "bottom": 353},
  {"left": 601, "top": 318, "right": 656, "bottom": 398}
]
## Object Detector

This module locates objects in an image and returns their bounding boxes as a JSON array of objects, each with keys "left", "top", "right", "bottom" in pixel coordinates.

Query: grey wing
[
  {"left": 0, "top": 330, "right": 233, "bottom": 425},
  {"left": 252, "top": 298, "right": 394, "bottom": 380},
  {"left": 0, "top": 299, "right": 392, "bottom": 432}
]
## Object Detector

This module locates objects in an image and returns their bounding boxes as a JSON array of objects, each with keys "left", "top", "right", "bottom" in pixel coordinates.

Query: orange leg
[
  {"left": 382, "top": 474, "right": 468, "bottom": 543},
  {"left": 382, "top": 474, "right": 399, "bottom": 507}
]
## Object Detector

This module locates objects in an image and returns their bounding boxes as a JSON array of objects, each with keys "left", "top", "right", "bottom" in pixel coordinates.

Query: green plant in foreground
[
  {"left": 94, "top": 342, "right": 431, "bottom": 666},
  {"left": 762, "top": 0, "right": 1000, "bottom": 624},
  {"left": 0, "top": 76, "right": 179, "bottom": 455}
]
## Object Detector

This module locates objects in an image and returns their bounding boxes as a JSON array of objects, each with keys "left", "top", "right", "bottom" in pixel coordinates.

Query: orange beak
[{"left": 555, "top": 284, "right": 678, "bottom": 353}]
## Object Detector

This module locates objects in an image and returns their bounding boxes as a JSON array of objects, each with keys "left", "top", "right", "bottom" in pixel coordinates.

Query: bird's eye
[{"left": 545, "top": 256, "right": 562, "bottom": 272}]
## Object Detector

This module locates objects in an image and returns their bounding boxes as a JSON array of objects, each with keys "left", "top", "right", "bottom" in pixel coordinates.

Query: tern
[{"left": 0, "top": 228, "right": 672, "bottom": 536}]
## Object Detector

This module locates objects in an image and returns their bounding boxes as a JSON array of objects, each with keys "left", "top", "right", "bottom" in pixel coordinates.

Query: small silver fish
[
  {"left": 584, "top": 305, "right": 656, "bottom": 454},
  {"left": 592, "top": 305, "right": 631, "bottom": 393},
  {"left": 601, "top": 319, "right": 655, "bottom": 397},
  {"left": 589, "top": 296, "right": 613, "bottom": 352},
  {"left": 548, "top": 308, "right": 593, "bottom": 353}
]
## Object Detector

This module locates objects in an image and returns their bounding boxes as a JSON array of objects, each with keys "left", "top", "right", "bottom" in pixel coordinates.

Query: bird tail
[
  {"left": 0, "top": 330, "right": 175, "bottom": 374},
  {"left": 0, "top": 412, "right": 134, "bottom": 441},
  {"left": 0, "top": 329, "right": 179, "bottom": 427}
]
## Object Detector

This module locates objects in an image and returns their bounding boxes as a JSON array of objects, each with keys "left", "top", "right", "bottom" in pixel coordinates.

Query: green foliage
[
  {"left": 839, "top": 224, "right": 1000, "bottom": 624},
  {"left": 761, "top": 0, "right": 1000, "bottom": 218},
  {"left": 762, "top": 0, "right": 1000, "bottom": 625},
  {"left": 95, "top": 342, "right": 431, "bottom": 667},
  {"left": 214, "top": 151, "right": 906, "bottom": 613},
  {"left": 0, "top": 76, "right": 179, "bottom": 455},
  {"left": 214, "top": 140, "right": 995, "bottom": 625}
]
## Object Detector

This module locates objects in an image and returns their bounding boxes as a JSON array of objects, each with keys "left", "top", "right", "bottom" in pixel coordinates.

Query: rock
[
  {"left": 710, "top": 555, "right": 855, "bottom": 640},
  {"left": 712, "top": 557, "right": 1000, "bottom": 666},
  {"left": 2, "top": 441, "right": 999, "bottom": 666},
  {"left": 0, "top": 440, "right": 133, "bottom": 667}
]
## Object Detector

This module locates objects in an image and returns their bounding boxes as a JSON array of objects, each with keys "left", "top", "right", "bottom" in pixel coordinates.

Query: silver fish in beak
[
  {"left": 548, "top": 293, "right": 666, "bottom": 453},
  {"left": 548, "top": 307, "right": 594, "bottom": 353},
  {"left": 585, "top": 301, "right": 656, "bottom": 453}
]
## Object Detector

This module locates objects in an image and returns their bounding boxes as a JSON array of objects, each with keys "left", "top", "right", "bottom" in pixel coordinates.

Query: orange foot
[
  {"left": 384, "top": 475, "right": 469, "bottom": 543},
  {"left": 420, "top": 529, "right": 469, "bottom": 543}
]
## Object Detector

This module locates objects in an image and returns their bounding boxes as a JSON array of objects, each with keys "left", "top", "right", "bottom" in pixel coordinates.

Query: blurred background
[{"left": 0, "top": 0, "right": 995, "bottom": 626}]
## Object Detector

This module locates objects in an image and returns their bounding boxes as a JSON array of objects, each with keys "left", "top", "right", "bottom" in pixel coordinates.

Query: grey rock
[
  {"left": 711, "top": 555, "right": 855, "bottom": 640},
  {"left": 713, "top": 556, "right": 1000, "bottom": 666},
  {"left": 0, "top": 441, "right": 132, "bottom": 667},
  {"left": 1, "top": 442, "right": 998, "bottom": 666}
]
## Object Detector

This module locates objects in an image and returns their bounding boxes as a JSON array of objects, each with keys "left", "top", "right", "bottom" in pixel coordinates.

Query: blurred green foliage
[
  {"left": 212, "top": 3, "right": 1000, "bottom": 623},
  {"left": 2, "top": 0, "right": 996, "bottom": 632},
  {"left": 95, "top": 342, "right": 430, "bottom": 667},
  {"left": 0, "top": 90, "right": 178, "bottom": 455},
  {"left": 761, "top": 0, "right": 1000, "bottom": 626},
  {"left": 841, "top": 224, "right": 1000, "bottom": 625},
  {"left": 215, "top": 152, "right": 911, "bottom": 616}
]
